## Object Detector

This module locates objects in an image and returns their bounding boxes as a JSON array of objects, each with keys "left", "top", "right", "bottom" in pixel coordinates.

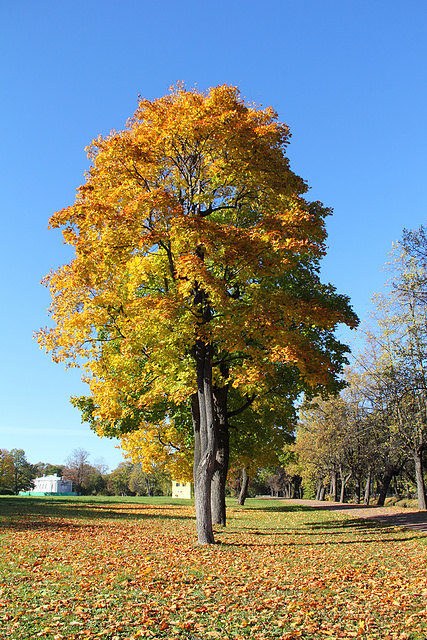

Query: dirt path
[{"left": 280, "top": 499, "right": 427, "bottom": 533}]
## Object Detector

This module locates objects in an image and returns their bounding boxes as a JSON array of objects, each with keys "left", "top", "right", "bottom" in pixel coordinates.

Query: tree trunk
[
  {"left": 193, "top": 341, "right": 217, "bottom": 545},
  {"left": 363, "top": 470, "right": 372, "bottom": 505},
  {"left": 238, "top": 468, "right": 249, "bottom": 505},
  {"left": 414, "top": 449, "right": 427, "bottom": 510},
  {"left": 211, "top": 373, "right": 230, "bottom": 526},
  {"left": 211, "top": 468, "right": 225, "bottom": 525},
  {"left": 339, "top": 466, "right": 351, "bottom": 503},
  {"left": 293, "top": 476, "right": 302, "bottom": 499},
  {"left": 210, "top": 425, "right": 229, "bottom": 525},
  {"left": 377, "top": 468, "right": 394, "bottom": 506},
  {"left": 330, "top": 470, "right": 338, "bottom": 502},
  {"left": 192, "top": 393, "right": 201, "bottom": 486},
  {"left": 354, "top": 477, "right": 361, "bottom": 504}
]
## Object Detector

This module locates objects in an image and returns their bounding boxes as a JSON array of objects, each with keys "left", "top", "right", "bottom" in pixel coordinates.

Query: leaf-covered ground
[{"left": 0, "top": 496, "right": 426, "bottom": 640}]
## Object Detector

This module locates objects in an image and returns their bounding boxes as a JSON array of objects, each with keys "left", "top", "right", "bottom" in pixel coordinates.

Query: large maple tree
[{"left": 38, "top": 84, "right": 357, "bottom": 543}]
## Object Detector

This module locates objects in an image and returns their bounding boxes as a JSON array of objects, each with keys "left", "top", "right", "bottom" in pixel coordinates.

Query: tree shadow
[
  {"left": 217, "top": 519, "right": 421, "bottom": 546},
  {"left": 216, "top": 512, "right": 422, "bottom": 546},
  {"left": 303, "top": 517, "right": 389, "bottom": 530},
  {"left": 0, "top": 497, "right": 195, "bottom": 527},
  {"left": 226, "top": 520, "right": 394, "bottom": 537},
  {"left": 304, "top": 513, "right": 427, "bottom": 533},
  {"left": 366, "top": 512, "right": 427, "bottom": 531},
  {"left": 218, "top": 532, "right": 421, "bottom": 547},
  {"left": 238, "top": 500, "right": 427, "bottom": 533},
  {"left": 241, "top": 504, "right": 315, "bottom": 514}
]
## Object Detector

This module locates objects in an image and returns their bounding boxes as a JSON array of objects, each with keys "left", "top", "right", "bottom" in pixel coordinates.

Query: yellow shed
[{"left": 171, "top": 480, "right": 192, "bottom": 499}]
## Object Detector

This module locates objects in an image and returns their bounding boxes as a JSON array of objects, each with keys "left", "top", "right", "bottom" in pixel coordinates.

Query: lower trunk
[
  {"left": 414, "top": 450, "right": 427, "bottom": 510},
  {"left": 211, "top": 471, "right": 226, "bottom": 526},
  {"left": 330, "top": 471, "right": 338, "bottom": 502},
  {"left": 211, "top": 380, "right": 229, "bottom": 526},
  {"left": 339, "top": 467, "right": 351, "bottom": 503},
  {"left": 363, "top": 470, "right": 372, "bottom": 506},
  {"left": 315, "top": 481, "right": 324, "bottom": 501},
  {"left": 293, "top": 477, "right": 302, "bottom": 499},
  {"left": 194, "top": 459, "right": 216, "bottom": 544},
  {"left": 377, "top": 468, "right": 394, "bottom": 506},
  {"left": 193, "top": 341, "right": 217, "bottom": 545},
  {"left": 354, "top": 477, "right": 361, "bottom": 504},
  {"left": 238, "top": 468, "right": 249, "bottom": 506}
]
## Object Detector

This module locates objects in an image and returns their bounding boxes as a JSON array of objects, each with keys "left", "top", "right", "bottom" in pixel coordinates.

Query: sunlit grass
[{"left": 0, "top": 496, "right": 426, "bottom": 639}]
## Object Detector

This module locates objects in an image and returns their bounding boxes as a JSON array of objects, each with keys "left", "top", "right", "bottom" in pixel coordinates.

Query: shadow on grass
[
  {"left": 304, "top": 514, "right": 427, "bottom": 534},
  {"left": 239, "top": 503, "right": 315, "bottom": 514},
  {"left": 216, "top": 511, "right": 421, "bottom": 546},
  {"left": 217, "top": 532, "right": 421, "bottom": 548},
  {"left": 226, "top": 521, "right": 398, "bottom": 537},
  {"left": 216, "top": 521, "right": 420, "bottom": 546},
  {"left": 0, "top": 496, "right": 195, "bottom": 528},
  {"left": 238, "top": 499, "right": 427, "bottom": 533}
]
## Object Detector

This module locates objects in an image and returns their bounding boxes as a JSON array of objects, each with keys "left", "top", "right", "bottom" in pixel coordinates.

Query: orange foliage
[{"left": 37, "top": 84, "right": 357, "bottom": 430}]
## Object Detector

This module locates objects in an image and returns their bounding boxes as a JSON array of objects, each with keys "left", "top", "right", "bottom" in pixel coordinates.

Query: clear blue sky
[{"left": 1, "top": 0, "right": 426, "bottom": 470}]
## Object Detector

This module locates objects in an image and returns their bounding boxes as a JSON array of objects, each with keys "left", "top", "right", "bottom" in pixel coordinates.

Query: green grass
[{"left": 0, "top": 496, "right": 426, "bottom": 640}]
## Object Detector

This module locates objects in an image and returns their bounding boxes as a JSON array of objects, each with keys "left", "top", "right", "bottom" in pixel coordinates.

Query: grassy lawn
[{"left": 0, "top": 496, "right": 426, "bottom": 640}]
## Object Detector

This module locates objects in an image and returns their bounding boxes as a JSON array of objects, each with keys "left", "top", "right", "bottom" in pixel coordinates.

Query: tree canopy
[{"left": 38, "top": 84, "right": 358, "bottom": 542}]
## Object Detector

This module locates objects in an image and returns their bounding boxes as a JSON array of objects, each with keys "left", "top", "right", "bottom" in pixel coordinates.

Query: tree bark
[
  {"left": 192, "top": 393, "right": 201, "bottom": 486},
  {"left": 238, "top": 468, "right": 249, "bottom": 505},
  {"left": 330, "top": 470, "right": 338, "bottom": 502},
  {"left": 193, "top": 341, "right": 217, "bottom": 544},
  {"left": 293, "top": 476, "right": 302, "bottom": 499},
  {"left": 363, "top": 470, "right": 372, "bottom": 505},
  {"left": 377, "top": 467, "right": 394, "bottom": 506},
  {"left": 339, "top": 466, "right": 351, "bottom": 503},
  {"left": 414, "top": 449, "right": 427, "bottom": 510},
  {"left": 210, "top": 423, "right": 229, "bottom": 525},
  {"left": 354, "top": 477, "right": 361, "bottom": 504},
  {"left": 210, "top": 372, "right": 229, "bottom": 526},
  {"left": 315, "top": 481, "right": 323, "bottom": 501}
]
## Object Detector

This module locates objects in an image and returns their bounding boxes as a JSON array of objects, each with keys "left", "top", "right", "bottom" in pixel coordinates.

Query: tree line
[
  {"left": 0, "top": 444, "right": 303, "bottom": 500},
  {"left": 294, "top": 228, "right": 427, "bottom": 509},
  {"left": 0, "top": 447, "right": 168, "bottom": 497}
]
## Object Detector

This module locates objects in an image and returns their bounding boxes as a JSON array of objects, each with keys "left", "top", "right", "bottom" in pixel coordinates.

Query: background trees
[
  {"left": 294, "top": 228, "right": 427, "bottom": 508},
  {"left": 0, "top": 449, "right": 35, "bottom": 494},
  {"left": 62, "top": 448, "right": 92, "bottom": 494},
  {"left": 0, "top": 450, "right": 15, "bottom": 494},
  {"left": 10, "top": 449, "right": 36, "bottom": 494}
]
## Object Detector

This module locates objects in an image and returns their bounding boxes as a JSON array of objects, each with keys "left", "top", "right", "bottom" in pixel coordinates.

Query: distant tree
[
  {"left": 107, "top": 462, "right": 134, "bottom": 496},
  {"left": 128, "top": 467, "right": 145, "bottom": 496},
  {"left": 10, "top": 449, "right": 36, "bottom": 494},
  {"left": 83, "top": 469, "right": 108, "bottom": 495},
  {"left": 128, "top": 465, "right": 157, "bottom": 496},
  {"left": 368, "top": 240, "right": 427, "bottom": 509},
  {"left": 62, "top": 448, "right": 92, "bottom": 494},
  {"left": 34, "top": 462, "right": 64, "bottom": 477},
  {"left": 93, "top": 457, "right": 109, "bottom": 475},
  {"left": 0, "top": 449, "right": 14, "bottom": 494}
]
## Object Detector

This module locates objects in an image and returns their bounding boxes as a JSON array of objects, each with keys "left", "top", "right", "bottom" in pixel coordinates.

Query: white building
[{"left": 26, "top": 474, "right": 75, "bottom": 496}]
